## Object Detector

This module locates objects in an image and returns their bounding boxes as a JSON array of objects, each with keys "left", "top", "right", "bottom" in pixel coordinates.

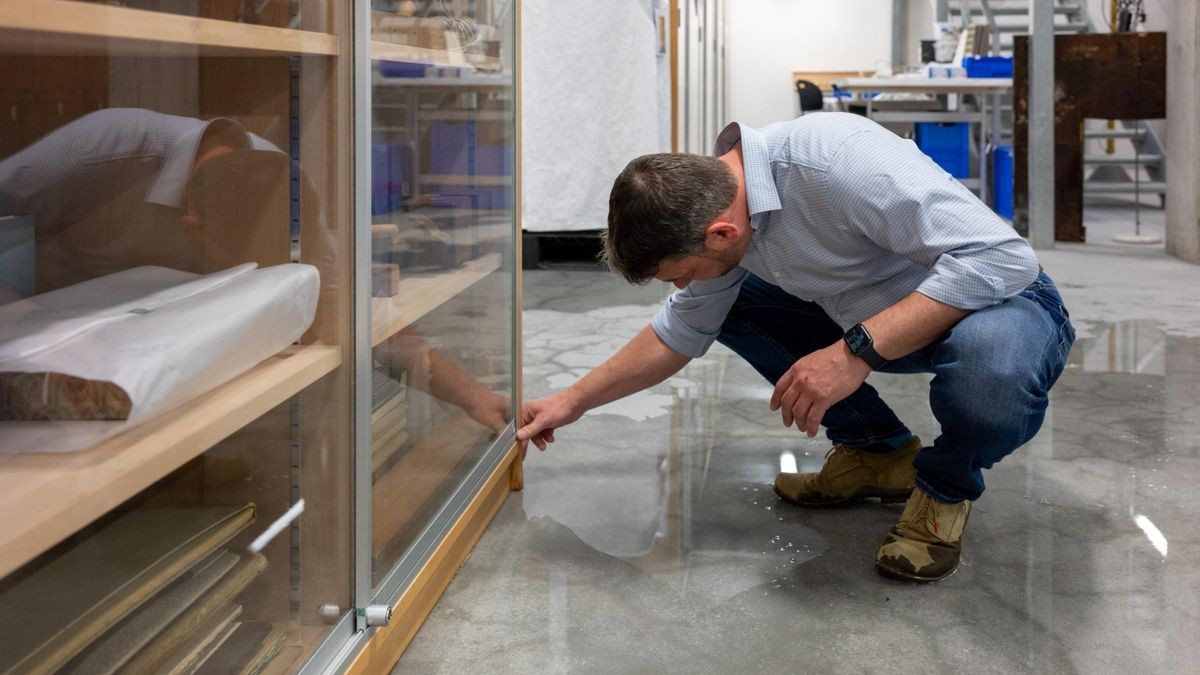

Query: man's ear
[{"left": 704, "top": 221, "right": 740, "bottom": 249}]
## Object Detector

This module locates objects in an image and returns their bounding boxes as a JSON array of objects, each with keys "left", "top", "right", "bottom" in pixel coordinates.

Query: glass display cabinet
[{"left": 0, "top": 0, "right": 520, "bottom": 671}]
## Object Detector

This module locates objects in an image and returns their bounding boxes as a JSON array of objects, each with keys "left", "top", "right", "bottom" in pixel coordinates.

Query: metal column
[
  {"left": 1028, "top": 0, "right": 1056, "bottom": 248},
  {"left": 891, "top": 0, "right": 903, "bottom": 70}
]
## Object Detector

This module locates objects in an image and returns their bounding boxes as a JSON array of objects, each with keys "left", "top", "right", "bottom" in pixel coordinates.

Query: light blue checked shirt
[{"left": 651, "top": 113, "right": 1040, "bottom": 359}]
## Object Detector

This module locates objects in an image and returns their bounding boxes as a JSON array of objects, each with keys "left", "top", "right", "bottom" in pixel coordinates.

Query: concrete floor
[{"left": 398, "top": 200, "right": 1200, "bottom": 673}]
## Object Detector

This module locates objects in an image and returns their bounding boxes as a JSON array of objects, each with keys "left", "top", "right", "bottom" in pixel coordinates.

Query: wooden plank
[
  {"left": 669, "top": 0, "right": 679, "bottom": 152},
  {"left": 511, "top": 0, "right": 525, "bottom": 492},
  {"left": 792, "top": 70, "right": 872, "bottom": 94},
  {"left": 346, "top": 443, "right": 518, "bottom": 675},
  {"left": 371, "top": 40, "right": 500, "bottom": 70},
  {"left": 370, "top": 252, "right": 502, "bottom": 346},
  {"left": 418, "top": 174, "right": 513, "bottom": 186},
  {"left": 0, "top": 345, "right": 342, "bottom": 578},
  {"left": 0, "top": 0, "right": 339, "bottom": 57}
]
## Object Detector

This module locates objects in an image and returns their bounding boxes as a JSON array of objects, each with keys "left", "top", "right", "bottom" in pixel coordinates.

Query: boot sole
[
  {"left": 772, "top": 484, "right": 913, "bottom": 509},
  {"left": 874, "top": 561, "right": 959, "bottom": 584}
]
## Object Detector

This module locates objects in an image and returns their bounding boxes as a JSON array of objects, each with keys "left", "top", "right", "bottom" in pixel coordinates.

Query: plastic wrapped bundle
[{"left": 0, "top": 263, "right": 319, "bottom": 453}]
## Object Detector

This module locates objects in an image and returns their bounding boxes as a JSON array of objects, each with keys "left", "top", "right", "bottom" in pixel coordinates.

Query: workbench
[{"left": 833, "top": 77, "right": 1013, "bottom": 205}]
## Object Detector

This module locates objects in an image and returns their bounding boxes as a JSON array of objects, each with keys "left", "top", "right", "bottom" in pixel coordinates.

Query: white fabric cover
[
  {"left": 0, "top": 263, "right": 319, "bottom": 453},
  {"left": 521, "top": 0, "right": 669, "bottom": 232}
]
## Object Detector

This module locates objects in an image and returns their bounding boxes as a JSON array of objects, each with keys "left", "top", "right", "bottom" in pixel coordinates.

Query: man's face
[{"left": 654, "top": 245, "right": 742, "bottom": 289}]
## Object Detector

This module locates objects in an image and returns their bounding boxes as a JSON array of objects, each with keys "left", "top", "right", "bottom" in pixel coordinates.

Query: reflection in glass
[{"left": 369, "top": 0, "right": 516, "bottom": 587}]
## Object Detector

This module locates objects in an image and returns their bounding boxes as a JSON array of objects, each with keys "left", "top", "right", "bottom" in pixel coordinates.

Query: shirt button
[{"left": 773, "top": 271, "right": 783, "bottom": 280}]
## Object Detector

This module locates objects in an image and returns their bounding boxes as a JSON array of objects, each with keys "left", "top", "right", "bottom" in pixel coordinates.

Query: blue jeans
[{"left": 716, "top": 272, "right": 1075, "bottom": 503}]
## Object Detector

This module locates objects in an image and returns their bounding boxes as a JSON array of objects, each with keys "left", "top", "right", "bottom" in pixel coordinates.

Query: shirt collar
[
  {"left": 713, "top": 122, "right": 781, "bottom": 231},
  {"left": 146, "top": 118, "right": 251, "bottom": 208}
]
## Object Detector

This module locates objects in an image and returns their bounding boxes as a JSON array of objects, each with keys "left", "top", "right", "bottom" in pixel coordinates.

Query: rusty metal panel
[{"left": 1014, "top": 33, "right": 1166, "bottom": 242}]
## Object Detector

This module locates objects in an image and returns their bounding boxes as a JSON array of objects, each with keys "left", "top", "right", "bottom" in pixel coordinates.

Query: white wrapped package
[{"left": 0, "top": 263, "right": 319, "bottom": 453}]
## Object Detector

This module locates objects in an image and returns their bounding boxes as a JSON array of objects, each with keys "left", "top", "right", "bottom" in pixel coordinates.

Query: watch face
[{"left": 845, "top": 325, "right": 870, "bottom": 353}]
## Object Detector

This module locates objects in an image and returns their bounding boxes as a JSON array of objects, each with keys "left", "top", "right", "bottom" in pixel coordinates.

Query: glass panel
[
  {"left": 368, "top": 0, "right": 516, "bottom": 588},
  {"left": 0, "top": 3, "right": 353, "bottom": 672}
]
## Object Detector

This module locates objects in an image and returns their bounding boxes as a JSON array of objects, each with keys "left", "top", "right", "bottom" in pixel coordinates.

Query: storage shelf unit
[
  {"left": 0, "top": 0, "right": 339, "bottom": 57},
  {"left": 0, "top": 345, "right": 341, "bottom": 579},
  {"left": 0, "top": 0, "right": 520, "bottom": 671}
]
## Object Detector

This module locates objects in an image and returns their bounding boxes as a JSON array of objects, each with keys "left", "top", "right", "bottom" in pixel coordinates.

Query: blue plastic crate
[
  {"left": 371, "top": 142, "right": 413, "bottom": 216},
  {"left": 992, "top": 145, "right": 1014, "bottom": 218},
  {"left": 379, "top": 60, "right": 428, "bottom": 78},
  {"left": 915, "top": 122, "right": 970, "bottom": 178},
  {"left": 962, "top": 56, "right": 1013, "bottom": 78},
  {"left": 428, "top": 121, "right": 513, "bottom": 177}
]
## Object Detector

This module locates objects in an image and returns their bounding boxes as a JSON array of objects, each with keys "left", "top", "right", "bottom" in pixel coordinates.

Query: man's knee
[{"left": 931, "top": 299, "right": 1057, "bottom": 432}]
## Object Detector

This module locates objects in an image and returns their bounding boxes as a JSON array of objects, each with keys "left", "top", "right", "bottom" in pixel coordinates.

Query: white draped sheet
[{"left": 521, "top": 0, "right": 670, "bottom": 233}]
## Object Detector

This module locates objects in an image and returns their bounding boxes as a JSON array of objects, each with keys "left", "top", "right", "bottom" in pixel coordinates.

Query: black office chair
[{"left": 795, "top": 79, "right": 824, "bottom": 115}]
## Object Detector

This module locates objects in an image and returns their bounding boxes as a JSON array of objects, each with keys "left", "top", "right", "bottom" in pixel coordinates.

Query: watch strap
[
  {"left": 845, "top": 324, "right": 888, "bottom": 370},
  {"left": 856, "top": 342, "right": 888, "bottom": 370}
]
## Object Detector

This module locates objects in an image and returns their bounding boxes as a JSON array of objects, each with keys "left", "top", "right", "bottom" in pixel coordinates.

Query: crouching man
[{"left": 518, "top": 112, "right": 1074, "bottom": 583}]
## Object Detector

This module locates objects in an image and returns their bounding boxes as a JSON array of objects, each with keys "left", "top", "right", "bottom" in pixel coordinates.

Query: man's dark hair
[{"left": 602, "top": 153, "right": 737, "bottom": 284}]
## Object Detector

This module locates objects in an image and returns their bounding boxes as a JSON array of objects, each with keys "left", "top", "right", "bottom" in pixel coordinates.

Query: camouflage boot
[
  {"left": 874, "top": 486, "right": 971, "bottom": 583},
  {"left": 773, "top": 436, "right": 921, "bottom": 508}
]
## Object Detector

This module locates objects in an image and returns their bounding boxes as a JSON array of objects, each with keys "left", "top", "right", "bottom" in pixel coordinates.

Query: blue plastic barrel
[{"left": 993, "top": 145, "right": 1014, "bottom": 219}]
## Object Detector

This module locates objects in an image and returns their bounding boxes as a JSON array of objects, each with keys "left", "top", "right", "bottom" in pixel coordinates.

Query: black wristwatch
[{"left": 843, "top": 323, "right": 888, "bottom": 370}]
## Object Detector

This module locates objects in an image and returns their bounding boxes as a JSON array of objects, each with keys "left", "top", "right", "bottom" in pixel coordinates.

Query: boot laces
[{"left": 826, "top": 444, "right": 854, "bottom": 461}]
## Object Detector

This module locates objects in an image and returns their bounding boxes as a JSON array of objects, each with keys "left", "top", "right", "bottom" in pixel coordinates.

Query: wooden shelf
[
  {"left": 419, "top": 174, "right": 512, "bottom": 187},
  {"left": 0, "top": 344, "right": 342, "bottom": 578},
  {"left": 371, "top": 40, "right": 500, "bottom": 70},
  {"left": 0, "top": 0, "right": 339, "bottom": 57},
  {"left": 372, "top": 72, "right": 513, "bottom": 89},
  {"left": 371, "top": 252, "right": 501, "bottom": 347}
]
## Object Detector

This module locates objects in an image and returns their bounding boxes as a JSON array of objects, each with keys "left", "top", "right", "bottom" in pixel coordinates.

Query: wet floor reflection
[{"left": 400, "top": 273, "right": 1200, "bottom": 673}]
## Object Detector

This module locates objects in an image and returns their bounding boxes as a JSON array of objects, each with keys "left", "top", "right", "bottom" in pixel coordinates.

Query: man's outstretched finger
[
  {"left": 779, "top": 387, "right": 801, "bottom": 427},
  {"left": 805, "top": 404, "right": 827, "bottom": 438},
  {"left": 770, "top": 372, "right": 793, "bottom": 411}
]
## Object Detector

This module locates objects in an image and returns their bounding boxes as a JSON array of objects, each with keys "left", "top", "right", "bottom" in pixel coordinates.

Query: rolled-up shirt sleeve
[
  {"left": 651, "top": 267, "right": 748, "bottom": 358},
  {"left": 829, "top": 130, "right": 1039, "bottom": 310}
]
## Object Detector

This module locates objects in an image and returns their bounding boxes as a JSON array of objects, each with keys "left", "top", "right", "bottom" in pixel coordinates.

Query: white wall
[{"left": 725, "top": 0, "right": 893, "bottom": 128}]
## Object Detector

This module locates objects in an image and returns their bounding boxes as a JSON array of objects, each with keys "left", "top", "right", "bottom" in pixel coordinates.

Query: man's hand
[
  {"left": 517, "top": 391, "right": 585, "bottom": 453},
  {"left": 770, "top": 341, "right": 872, "bottom": 437}
]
